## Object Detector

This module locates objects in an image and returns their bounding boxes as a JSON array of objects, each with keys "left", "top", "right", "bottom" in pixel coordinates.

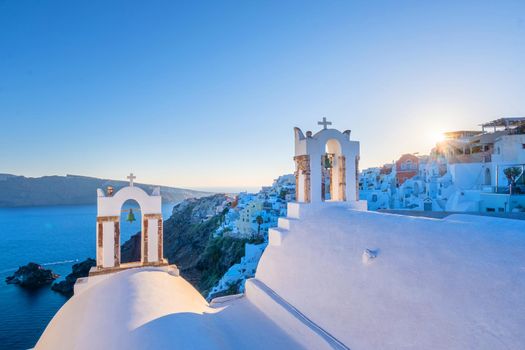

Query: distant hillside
[{"left": 0, "top": 174, "right": 213, "bottom": 207}]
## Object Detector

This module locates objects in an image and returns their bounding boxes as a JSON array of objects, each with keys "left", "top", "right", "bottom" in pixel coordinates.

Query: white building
[
  {"left": 207, "top": 242, "right": 266, "bottom": 300},
  {"left": 360, "top": 116, "right": 525, "bottom": 213}
]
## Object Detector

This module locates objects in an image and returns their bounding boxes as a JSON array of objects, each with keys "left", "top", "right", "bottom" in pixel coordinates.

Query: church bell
[
  {"left": 324, "top": 155, "right": 332, "bottom": 169},
  {"left": 126, "top": 209, "right": 136, "bottom": 223}
]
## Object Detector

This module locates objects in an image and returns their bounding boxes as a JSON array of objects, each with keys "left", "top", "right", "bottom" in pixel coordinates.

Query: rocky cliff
[
  {"left": 121, "top": 194, "right": 259, "bottom": 296},
  {"left": 121, "top": 233, "right": 142, "bottom": 263}
]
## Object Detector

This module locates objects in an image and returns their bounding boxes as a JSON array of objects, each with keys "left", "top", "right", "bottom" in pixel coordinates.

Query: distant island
[{"left": 0, "top": 174, "right": 213, "bottom": 207}]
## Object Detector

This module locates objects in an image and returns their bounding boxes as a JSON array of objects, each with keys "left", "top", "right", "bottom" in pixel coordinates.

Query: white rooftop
[
  {"left": 35, "top": 267, "right": 302, "bottom": 349},
  {"left": 36, "top": 203, "right": 525, "bottom": 349}
]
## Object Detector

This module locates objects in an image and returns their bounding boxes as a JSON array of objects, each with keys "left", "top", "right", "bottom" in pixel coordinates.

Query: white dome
[{"left": 35, "top": 267, "right": 302, "bottom": 350}]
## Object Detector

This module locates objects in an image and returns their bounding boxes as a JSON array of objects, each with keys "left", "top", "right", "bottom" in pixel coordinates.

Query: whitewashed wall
[{"left": 251, "top": 207, "right": 525, "bottom": 349}]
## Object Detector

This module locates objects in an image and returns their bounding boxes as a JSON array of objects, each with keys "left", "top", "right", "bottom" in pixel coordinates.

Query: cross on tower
[
  {"left": 127, "top": 173, "right": 136, "bottom": 187},
  {"left": 318, "top": 117, "right": 332, "bottom": 130}
]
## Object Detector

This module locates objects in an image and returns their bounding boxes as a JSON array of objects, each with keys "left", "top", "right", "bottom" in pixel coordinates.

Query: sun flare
[{"left": 433, "top": 131, "right": 446, "bottom": 143}]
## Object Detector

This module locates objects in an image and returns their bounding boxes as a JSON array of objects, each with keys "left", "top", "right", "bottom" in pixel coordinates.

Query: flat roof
[{"left": 481, "top": 117, "right": 525, "bottom": 128}]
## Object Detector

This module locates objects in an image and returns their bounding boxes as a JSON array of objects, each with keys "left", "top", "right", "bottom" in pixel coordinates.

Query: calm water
[{"left": 0, "top": 203, "right": 175, "bottom": 350}]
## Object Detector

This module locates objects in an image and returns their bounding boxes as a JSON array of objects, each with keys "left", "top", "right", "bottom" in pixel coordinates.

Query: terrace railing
[{"left": 448, "top": 152, "right": 492, "bottom": 164}]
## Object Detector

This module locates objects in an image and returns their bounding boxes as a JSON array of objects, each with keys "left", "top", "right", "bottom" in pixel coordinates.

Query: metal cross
[
  {"left": 127, "top": 173, "right": 136, "bottom": 187},
  {"left": 318, "top": 117, "right": 332, "bottom": 129}
]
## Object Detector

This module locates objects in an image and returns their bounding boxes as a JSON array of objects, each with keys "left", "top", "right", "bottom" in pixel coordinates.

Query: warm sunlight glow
[{"left": 433, "top": 131, "right": 446, "bottom": 143}]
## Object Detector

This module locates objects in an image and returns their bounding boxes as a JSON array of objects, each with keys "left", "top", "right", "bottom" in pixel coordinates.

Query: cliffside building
[
  {"left": 361, "top": 116, "right": 525, "bottom": 213},
  {"left": 395, "top": 154, "right": 419, "bottom": 186}
]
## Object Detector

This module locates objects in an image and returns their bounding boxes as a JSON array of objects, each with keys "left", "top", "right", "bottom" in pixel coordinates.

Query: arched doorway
[
  {"left": 322, "top": 139, "right": 345, "bottom": 201},
  {"left": 484, "top": 167, "right": 491, "bottom": 186},
  {"left": 120, "top": 199, "right": 142, "bottom": 264}
]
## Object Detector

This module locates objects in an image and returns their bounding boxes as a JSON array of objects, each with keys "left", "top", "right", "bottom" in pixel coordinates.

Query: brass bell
[
  {"left": 126, "top": 209, "right": 136, "bottom": 223},
  {"left": 324, "top": 155, "right": 332, "bottom": 169}
]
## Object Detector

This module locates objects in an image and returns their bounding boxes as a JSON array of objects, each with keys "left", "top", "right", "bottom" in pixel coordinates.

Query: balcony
[
  {"left": 448, "top": 152, "right": 492, "bottom": 164},
  {"left": 492, "top": 185, "right": 525, "bottom": 195}
]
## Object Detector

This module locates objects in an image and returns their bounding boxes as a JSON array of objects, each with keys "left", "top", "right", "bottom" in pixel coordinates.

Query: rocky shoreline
[
  {"left": 5, "top": 262, "right": 59, "bottom": 288},
  {"left": 6, "top": 259, "right": 96, "bottom": 296},
  {"left": 51, "top": 258, "right": 96, "bottom": 296}
]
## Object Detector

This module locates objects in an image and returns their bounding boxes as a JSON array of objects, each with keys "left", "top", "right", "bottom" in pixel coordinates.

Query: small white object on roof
[{"left": 362, "top": 248, "right": 378, "bottom": 264}]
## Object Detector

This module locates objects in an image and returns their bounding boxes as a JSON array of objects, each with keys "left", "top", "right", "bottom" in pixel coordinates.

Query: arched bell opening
[
  {"left": 322, "top": 139, "right": 345, "bottom": 201},
  {"left": 119, "top": 199, "right": 143, "bottom": 264}
]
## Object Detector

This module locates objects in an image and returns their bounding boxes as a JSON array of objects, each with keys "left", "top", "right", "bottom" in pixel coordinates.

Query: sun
[{"left": 433, "top": 131, "right": 445, "bottom": 143}]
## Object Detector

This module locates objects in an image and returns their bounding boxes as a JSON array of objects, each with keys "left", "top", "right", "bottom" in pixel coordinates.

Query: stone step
[
  {"left": 268, "top": 227, "right": 287, "bottom": 246},
  {"left": 277, "top": 217, "right": 297, "bottom": 230},
  {"left": 286, "top": 202, "right": 302, "bottom": 219}
]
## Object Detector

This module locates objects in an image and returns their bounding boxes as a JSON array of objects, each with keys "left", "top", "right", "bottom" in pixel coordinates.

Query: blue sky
[{"left": 1, "top": 1, "right": 524, "bottom": 190}]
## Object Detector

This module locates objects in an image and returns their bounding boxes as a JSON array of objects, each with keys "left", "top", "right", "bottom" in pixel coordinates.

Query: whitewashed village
[
  {"left": 207, "top": 174, "right": 295, "bottom": 299},
  {"left": 32, "top": 121, "right": 525, "bottom": 349},
  {"left": 360, "top": 117, "right": 525, "bottom": 214}
]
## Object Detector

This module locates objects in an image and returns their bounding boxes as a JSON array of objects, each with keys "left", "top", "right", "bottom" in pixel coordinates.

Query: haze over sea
[{"left": 0, "top": 203, "right": 175, "bottom": 350}]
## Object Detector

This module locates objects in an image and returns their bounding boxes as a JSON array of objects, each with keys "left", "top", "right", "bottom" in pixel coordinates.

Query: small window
[
  {"left": 522, "top": 144, "right": 525, "bottom": 149},
  {"left": 486, "top": 208, "right": 496, "bottom": 212}
]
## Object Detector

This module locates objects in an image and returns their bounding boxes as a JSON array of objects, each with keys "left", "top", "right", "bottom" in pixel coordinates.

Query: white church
[{"left": 35, "top": 122, "right": 525, "bottom": 349}]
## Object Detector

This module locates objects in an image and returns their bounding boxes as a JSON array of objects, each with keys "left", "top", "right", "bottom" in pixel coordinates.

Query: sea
[{"left": 0, "top": 203, "right": 176, "bottom": 350}]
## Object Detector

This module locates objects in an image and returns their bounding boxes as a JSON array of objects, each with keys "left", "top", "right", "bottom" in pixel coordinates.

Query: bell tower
[
  {"left": 294, "top": 119, "right": 360, "bottom": 204},
  {"left": 92, "top": 174, "right": 167, "bottom": 275}
]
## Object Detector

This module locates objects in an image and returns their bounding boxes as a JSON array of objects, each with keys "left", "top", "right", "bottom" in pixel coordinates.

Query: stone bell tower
[
  {"left": 293, "top": 118, "right": 360, "bottom": 204},
  {"left": 268, "top": 119, "right": 365, "bottom": 247}
]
